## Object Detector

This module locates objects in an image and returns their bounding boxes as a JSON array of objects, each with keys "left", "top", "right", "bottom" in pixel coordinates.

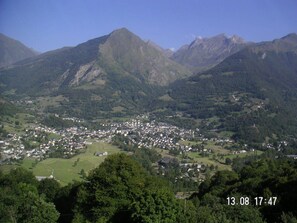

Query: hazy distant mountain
[
  {"left": 0, "top": 33, "right": 37, "bottom": 68},
  {"left": 171, "top": 34, "right": 249, "bottom": 72},
  {"left": 168, "top": 33, "right": 297, "bottom": 141},
  {"left": 0, "top": 28, "right": 190, "bottom": 118}
]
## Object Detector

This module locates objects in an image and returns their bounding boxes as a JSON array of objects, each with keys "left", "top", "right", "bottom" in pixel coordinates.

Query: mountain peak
[
  {"left": 190, "top": 37, "right": 204, "bottom": 46},
  {"left": 0, "top": 33, "right": 37, "bottom": 67},
  {"left": 172, "top": 33, "right": 248, "bottom": 72},
  {"left": 109, "top": 27, "right": 133, "bottom": 36},
  {"left": 189, "top": 34, "right": 245, "bottom": 48},
  {"left": 212, "top": 33, "right": 245, "bottom": 43},
  {"left": 230, "top": 35, "right": 245, "bottom": 44},
  {"left": 192, "top": 33, "right": 227, "bottom": 42},
  {"left": 280, "top": 33, "right": 297, "bottom": 43},
  {"left": 106, "top": 27, "right": 141, "bottom": 45}
]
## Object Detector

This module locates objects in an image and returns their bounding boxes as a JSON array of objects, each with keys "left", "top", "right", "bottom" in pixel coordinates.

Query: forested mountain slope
[{"left": 168, "top": 33, "right": 297, "bottom": 142}]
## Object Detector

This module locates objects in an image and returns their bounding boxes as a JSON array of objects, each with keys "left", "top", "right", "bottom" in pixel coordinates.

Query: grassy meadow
[
  {"left": 23, "top": 141, "right": 124, "bottom": 185},
  {"left": 0, "top": 138, "right": 263, "bottom": 185}
]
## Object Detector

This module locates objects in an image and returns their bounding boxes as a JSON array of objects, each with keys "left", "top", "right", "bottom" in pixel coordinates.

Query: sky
[{"left": 0, "top": 0, "right": 297, "bottom": 52}]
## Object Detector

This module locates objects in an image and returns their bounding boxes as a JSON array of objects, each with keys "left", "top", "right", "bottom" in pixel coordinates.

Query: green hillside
[
  {"left": 168, "top": 34, "right": 297, "bottom": 143},
  {"left": 0, "top": 28, "right": 190, "bottom": 118},
  {"left": 22, "top": 141, "right": 124, "bottom": 185}
]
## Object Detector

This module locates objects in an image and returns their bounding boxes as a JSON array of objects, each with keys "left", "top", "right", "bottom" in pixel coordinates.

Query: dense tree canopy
[
  {"left": 73, "top": 153, "right": 189, "bottom": 223},
  {"left": 192, "top": 158, "right": 297, "bottom": 223},
  {"left": 0, "top": 168, "right": 59, "bottom": 223},
  {"left": 1, "top": 155, "right": 297, "bottom": 223}
]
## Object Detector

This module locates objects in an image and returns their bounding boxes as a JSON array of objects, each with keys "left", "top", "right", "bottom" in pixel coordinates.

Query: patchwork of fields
[{"left": 0, "top": 139, "right": 262, "bottom": 185}]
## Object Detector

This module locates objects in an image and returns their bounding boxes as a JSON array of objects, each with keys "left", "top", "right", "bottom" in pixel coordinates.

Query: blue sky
[{"left": 0, "top": 0, "right": 296, "bottom": 52}]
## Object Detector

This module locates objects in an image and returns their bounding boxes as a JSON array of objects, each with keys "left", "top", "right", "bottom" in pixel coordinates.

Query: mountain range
[
  {"left": 1, "top": 29, "right": 297, "bottom": 142},
  {"left": 0, "top": 29, "right": 253, "bottom": 97},
  {"left": 0, "top": 28, "right": 189, "bottom": 93},
  {"left": 0, "top": 28, "right": 190, "bottom": 118},
  {"left": 171, "top": 34, "right": 249, "bottom": 72},
  {"left": 168, "top": 33, "right": 297, "bottom": 142}
]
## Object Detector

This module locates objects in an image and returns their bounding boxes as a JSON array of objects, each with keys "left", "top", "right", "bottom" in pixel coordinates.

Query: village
[
  {"left": 0, "top": 115, "right": 233, "bottom": 162},
  {"left": 1, "top": 113, "right": 294, "bottom": 185}
]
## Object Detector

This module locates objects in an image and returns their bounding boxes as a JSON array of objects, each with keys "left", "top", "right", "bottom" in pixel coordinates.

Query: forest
[{"left": 1, "top": 152, "right": 297, "bottom": 223}]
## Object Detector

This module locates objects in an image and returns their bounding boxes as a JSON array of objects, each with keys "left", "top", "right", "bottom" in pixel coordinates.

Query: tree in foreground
[
  {"left": 73, "top": 153, "right": 193, "bottom": 222},
  {"left": 0, "top": 168, "right": 59, "bottom": 223}
]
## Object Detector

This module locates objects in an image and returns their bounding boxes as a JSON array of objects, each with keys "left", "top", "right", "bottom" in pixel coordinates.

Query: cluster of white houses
[
  {"left": 103, "top": 119, "right": 197, "bottom": 151},
  {"left": 1, "top": 115, "right": 238, "bottom": 163},
  {"left": 0, "top": 126, "right": 89, "bottom": 162}
]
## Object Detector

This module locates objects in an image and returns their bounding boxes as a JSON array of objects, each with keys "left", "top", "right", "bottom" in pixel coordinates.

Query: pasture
[{"left": 24, "top": 141, "right": 123, "bottom": 185}]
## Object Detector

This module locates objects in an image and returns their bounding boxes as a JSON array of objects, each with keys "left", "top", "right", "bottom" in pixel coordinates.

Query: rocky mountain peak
[
  {"left": 171, "top": 33, "right": 248, "bottom": 72},
  {"left": 230, "top": 35, "right": 245, "bottom": 44}
]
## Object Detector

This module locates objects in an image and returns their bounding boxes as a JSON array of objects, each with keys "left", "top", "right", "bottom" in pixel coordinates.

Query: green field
[
  {"left": 179, "top": 140, "right": 232, "bottom": 154},
  {"left": 1, "top": 139, "right": 263, "bottom": 185},
  {"left": 167, "top": 140, "right": 263, "bottom": 171},
  {"left": 23, "top": 141, "right": 124, "bottom": 185},
  {"left": 187, "top": 152, "right": 231, "bottom": 170},
  {"left": 2, "top": 112, "right": 35, "bottom": 134},
  {"left": 223, "top": 150, "right": 263, "bottom": 159},
  {"left": 155, "top": 146, "right": 231, "bottom": 171}
]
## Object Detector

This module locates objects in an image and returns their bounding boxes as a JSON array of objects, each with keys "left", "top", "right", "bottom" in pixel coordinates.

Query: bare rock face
[
  {"left": 70, "top": 62, "right": 105, "bottom": 86},
  {"left": 171, "top": 34, "right": 249, "bottom": 72}
]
